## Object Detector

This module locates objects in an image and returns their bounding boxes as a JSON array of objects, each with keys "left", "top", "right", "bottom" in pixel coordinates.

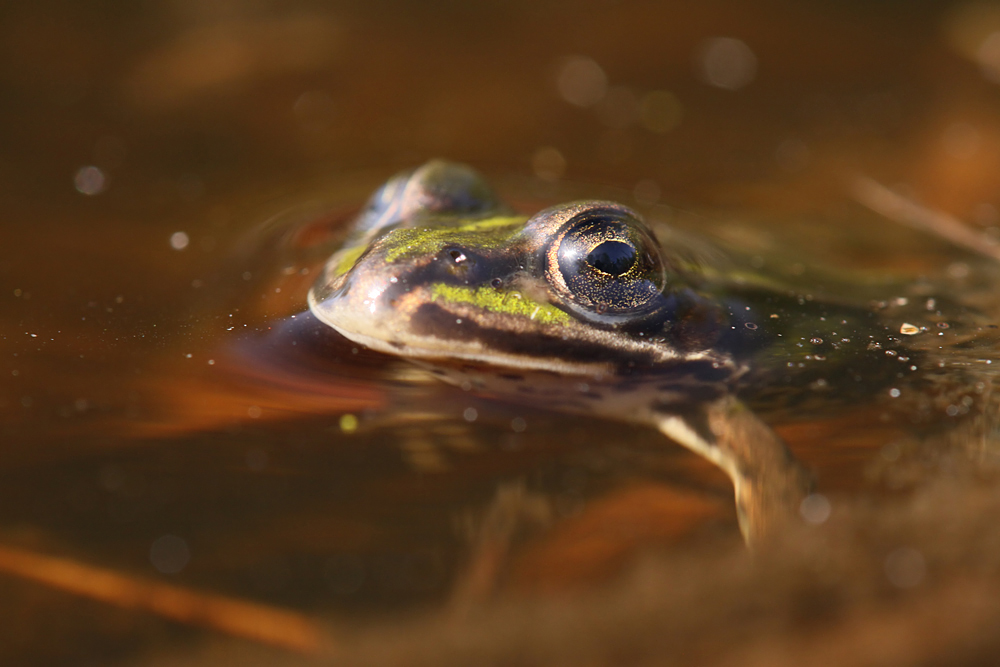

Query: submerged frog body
[{"left": 309, "top": 160, "right": 910, "bottom": 543}]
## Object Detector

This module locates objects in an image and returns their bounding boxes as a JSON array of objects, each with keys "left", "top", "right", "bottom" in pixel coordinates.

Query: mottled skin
[{"left": 309, "top": 161, "right": 912, "bottom": 544}]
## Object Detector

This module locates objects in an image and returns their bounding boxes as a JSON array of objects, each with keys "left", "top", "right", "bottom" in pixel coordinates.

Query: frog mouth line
[{"left": 309, "top": 288, "right": 620, "bottom": 375}]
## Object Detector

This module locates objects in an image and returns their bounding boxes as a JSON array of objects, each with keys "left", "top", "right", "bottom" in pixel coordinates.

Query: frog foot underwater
[
  {"left": 653, "top": 395, "right": 815, "bottom": 546},
  {"left": 443, "top": 396, "right": 813, "bottom": 605}
]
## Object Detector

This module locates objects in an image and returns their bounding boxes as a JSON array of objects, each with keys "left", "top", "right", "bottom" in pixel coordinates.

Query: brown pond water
[{"left": 5, "top": 1, "right": 1000, "bottom": 665}]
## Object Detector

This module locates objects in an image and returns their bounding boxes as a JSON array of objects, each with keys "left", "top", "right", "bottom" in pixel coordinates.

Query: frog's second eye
[
  {"left": 549, "top": 208, "right": 667, "bottom": 316},
  {"left": 351, "top": 160, "right": 509, "bottom": 239}
]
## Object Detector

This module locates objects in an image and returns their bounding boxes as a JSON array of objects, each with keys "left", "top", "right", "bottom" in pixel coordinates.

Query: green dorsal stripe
[
  {"left": 383, "top": 216, "right": 527, "bottom": 262},
  {"left": 430, "top": 284, "right": 572, "bottom": 325},
  {"left": 331, "top": 245, "right": 367, "bottom": 277},
  {"left": 453, "top": 215, "right": 527, "bottom": 232}
]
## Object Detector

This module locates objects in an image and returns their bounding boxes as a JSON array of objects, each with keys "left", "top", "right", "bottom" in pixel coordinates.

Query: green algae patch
[{"left": 430, "top": 284, "right": 571, "bottom": 325}]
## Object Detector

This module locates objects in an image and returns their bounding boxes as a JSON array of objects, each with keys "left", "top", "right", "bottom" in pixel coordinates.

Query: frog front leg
[{"left": 653, "top": 396, "right": 814, "bottom": 546}]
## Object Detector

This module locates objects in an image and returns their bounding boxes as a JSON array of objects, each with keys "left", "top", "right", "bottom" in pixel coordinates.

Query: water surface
[{"left": 4, "top": 1, "right": 1000, "bottom": 664}]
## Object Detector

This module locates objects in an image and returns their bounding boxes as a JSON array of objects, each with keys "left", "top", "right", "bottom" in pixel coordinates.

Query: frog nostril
[{"left": 448, "top": 249, "right": 467, "bottom": 263}]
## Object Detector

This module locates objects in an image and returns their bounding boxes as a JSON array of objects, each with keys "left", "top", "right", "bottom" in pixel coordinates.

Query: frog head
[{"left": 308, "top": 161, "right": 730, "bottom": 376}]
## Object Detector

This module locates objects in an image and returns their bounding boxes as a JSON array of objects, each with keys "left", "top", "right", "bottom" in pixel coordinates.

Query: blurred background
[{"left": 5, "top": 0, "right": 1000, "bottom": 665}]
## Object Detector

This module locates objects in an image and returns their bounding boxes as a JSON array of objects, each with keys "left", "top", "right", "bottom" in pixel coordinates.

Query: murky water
[{"left": 5, "top": 1, "right": 1000, "bottom": 664}]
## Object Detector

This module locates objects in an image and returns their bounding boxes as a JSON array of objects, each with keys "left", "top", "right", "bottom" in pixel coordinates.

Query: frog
[{"left": 308, "top": 160, "right": 914, "bottom": 545}]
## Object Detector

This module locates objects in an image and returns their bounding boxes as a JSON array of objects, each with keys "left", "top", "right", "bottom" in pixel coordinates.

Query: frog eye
[{"left": 548, "top": 206, "right": 667, "bottom": 315}]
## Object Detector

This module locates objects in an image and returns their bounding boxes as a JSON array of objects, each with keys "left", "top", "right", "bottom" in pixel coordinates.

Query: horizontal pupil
[{"left": 586, "top": 240, "right": 636, "bottom": 276}]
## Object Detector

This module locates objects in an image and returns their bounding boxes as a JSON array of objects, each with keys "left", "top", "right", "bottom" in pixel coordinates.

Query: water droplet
[
  {"left": 882, "top": 442, "right": 901, "bottom": 461},
  {"left": 74, "top": 165, "right": 107, "bottom": 195},
  {"left": 696, "top": 37, "right": 757, "bottom": 90},
  {"left": 639, "top": 90, "right": 682, "bottom": 133},
  {"left": 555, "top": 55, "right": 607, "bottom": 107},
  {"left": 340, "top": 414, "right": 358, "bottom": 432},
  {"left": 799, "top": 494, "right": 831, "bottom": 524},
  {"left": 947, "top": 262, "right": 970, "bottom": 279},
  {"left": 170, "top": 232, "right": 190, "bottom": 250},
  {"left": 532, "top": 146, "right": 566, "bottom": 182},
  {"left": 150, "top": 535, "right": 191, "bottom": 575}
]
